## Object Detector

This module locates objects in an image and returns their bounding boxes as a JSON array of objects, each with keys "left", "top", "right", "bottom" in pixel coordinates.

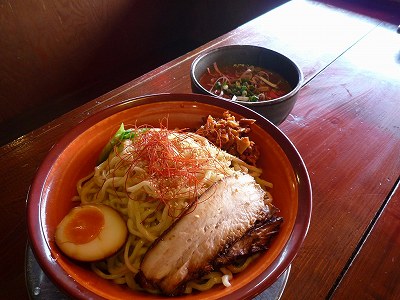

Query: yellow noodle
[
  {"left": 227, "top": 254, "right": 260, "bottom": 273},
  {"left": 91, "top": 261, "right": 129, "bottom": 280},
  {"left": 124, "top": 237, "right": 144, "bottom": 273},
  {"left": 186, "top": 274, "right": 222, "bottom": 292},
  {"left": 76, "top": 128, "right": 271, "bottom": 294}
]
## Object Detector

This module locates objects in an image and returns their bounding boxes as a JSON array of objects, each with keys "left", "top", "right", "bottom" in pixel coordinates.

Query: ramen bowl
[
  {"left": 190, "top": 45, "right": 303, "bottom": 125},
  {"left": 27, "top": 93, "right": 311, "bottom": 299}
]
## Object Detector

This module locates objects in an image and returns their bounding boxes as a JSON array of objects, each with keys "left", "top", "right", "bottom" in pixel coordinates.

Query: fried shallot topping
[{"left": 195, "top": 111, "right": 260, "bottom": 165}]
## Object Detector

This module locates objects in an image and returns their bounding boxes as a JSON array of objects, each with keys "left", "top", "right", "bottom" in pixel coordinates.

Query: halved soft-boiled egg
[{"left": 55, "top": 204, "right": 127, "bottom": 261}]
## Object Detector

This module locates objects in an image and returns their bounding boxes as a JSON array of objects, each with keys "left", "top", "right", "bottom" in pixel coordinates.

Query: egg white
[{"left": 55, "top": 204, "right": 128, "bottom": 261}]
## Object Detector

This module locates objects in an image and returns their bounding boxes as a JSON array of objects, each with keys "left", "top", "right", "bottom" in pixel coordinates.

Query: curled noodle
[{"left": 76, "top": 127, "right": 269, "bottom": 294}]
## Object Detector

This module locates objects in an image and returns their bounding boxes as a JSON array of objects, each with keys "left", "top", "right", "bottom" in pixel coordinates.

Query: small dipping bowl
[{"left": 190, "top": 45, "right": 303, "bottom": 125}]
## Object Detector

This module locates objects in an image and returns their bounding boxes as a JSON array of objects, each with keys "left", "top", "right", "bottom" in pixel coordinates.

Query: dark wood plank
[
  {"left": 280, "top": 21, "right": 400, "bottom": 299},
  {"left": 332, "top": 182, "right": 400, "bottom": 299}
]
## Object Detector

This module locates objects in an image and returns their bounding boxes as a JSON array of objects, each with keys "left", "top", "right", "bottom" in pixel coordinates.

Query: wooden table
[{"left": 1, "top": 0, "right": 399, "bottom": 299}]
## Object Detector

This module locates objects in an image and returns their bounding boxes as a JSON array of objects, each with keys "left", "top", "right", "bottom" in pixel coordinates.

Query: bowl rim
[
  {"left": 190, "top": 44, "right": 304, "bottom": 107},
  {"left": 27, "top": 93, "right": 312, "bottom": 299}
]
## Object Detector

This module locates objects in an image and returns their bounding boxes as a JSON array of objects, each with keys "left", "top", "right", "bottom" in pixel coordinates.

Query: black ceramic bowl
[{"left": 190, "top": 45, "right": 303, "bottom": 125}]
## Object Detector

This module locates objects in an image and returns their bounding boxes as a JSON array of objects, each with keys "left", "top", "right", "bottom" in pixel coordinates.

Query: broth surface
[{"left": 200, "top": 64, "right": 292, "bottom": 102}]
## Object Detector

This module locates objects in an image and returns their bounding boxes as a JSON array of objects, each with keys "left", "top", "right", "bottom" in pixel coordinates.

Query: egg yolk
[{"left": 64, "top": 206, "right": 105, "bottom": 244}]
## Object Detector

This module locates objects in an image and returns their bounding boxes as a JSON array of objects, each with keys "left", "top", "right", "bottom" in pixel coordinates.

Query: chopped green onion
[
  {"left": 249, "top": 95, "right": 259, "bottom": 102},
  {"left": 97, "top": 123, "right": 137, "bottom": 164}
]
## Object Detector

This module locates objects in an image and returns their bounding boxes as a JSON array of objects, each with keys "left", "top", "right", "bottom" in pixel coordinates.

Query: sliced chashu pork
[
  {"left": 137, "top": 172, "right": 281, "bottom": 295},
  {"left": 214, "top": 214, "right": 282, "bottom": 266}
]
